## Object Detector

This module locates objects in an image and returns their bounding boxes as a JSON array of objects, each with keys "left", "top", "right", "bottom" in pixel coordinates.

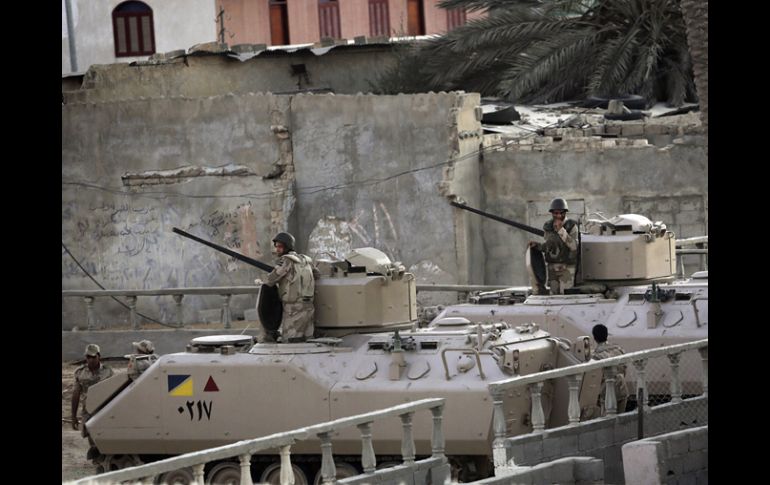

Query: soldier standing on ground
[
  {"left": 528, "top": 198, "right": 579, "bottom": 295},
  {"left": 255, "top": 232, "right": 319, "bottom": 343},
  {"left": 127, "top": 339, "right": 158, "bottom": 380},
  {"left": 591, "top": 324, "right": 629, "bottom": 414},
  {"left": 71, "top": 343, "right": 114, "bottom": 458}
]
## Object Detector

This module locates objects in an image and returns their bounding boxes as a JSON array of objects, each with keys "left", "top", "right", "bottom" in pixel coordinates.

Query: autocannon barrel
[
  {"left": 450, "top": 201, "right": 545, "bottom": 237},
  {"left": 172, "top": 227, "right": 275, "bottom": 272}
]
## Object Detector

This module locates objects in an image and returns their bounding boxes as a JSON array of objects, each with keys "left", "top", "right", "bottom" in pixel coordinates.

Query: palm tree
[
  {"left": 375, "top": 0, "right": 697, "bottom": 107},
  {"left": 679, "top": 0, "right": 707, "bottom": 133}
]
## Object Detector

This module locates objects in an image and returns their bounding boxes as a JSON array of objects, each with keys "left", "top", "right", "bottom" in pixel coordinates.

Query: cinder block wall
[
  {"left": 474, "top": 457, "right": 604, "bottom": 484},
  {"left": 504, "top": 397, "right": 708, "bottom": 484},
  {"left": 622, "top": 426, "right": 708, "bottom": 485}
]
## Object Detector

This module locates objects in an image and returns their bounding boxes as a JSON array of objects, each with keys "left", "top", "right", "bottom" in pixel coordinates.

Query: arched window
[
  {"left": 318, "top": 0, "right": 341, "bottom": 40},
  {"left": 112, "top": 1, "right": 155, "bottom": 57}
]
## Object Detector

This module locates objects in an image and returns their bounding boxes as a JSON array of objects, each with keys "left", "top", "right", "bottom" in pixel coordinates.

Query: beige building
[{"left": 215, "top": 0, "right": 484, "bottom": 46}]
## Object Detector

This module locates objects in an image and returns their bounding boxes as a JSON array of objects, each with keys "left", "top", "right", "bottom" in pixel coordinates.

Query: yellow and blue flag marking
[{"left": 168, "top": 375, "right": 193, "bottom": 396}]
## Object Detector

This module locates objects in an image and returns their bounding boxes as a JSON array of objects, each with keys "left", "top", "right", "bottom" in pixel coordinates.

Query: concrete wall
[
  {"left": 622, "top": 426, "right": 708, "bottom": 485},
  {"left": 62, "top": 48, "right": 399, "bottom": 104},
  {"left": 62, "top": 91, "right": 480, "bottom": 329},
  {"left": 62, "top": 0, "right": 217, "bottom": 75},
  {"left": 479, "top": 135, "right": 708, "bottom": 285},
  {"left": 214, "top": 0, "right": 486, "bottom": 46},
  {"left": 504, "top": 397, "right": 708, "bottom": 484},
  {"left": 476, "top": 457, "right": 604, "bottom": 485}
]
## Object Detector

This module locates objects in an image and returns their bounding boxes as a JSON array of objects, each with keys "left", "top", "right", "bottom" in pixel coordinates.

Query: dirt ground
[{"left": 62, "top": 361, "right": 130, "bottom": 482}]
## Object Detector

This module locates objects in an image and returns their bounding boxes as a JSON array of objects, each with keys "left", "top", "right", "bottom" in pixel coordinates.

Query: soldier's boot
[{"left": 262, "top": 330, "right": 279, "bottom": 343}]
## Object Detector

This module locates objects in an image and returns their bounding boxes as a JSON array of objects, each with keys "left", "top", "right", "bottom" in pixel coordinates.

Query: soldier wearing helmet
[
  {"left": 255, "top": 232, "right": 319, "bottom": 343},
  {"left": 528, "top": 198, "right": 579, "bottom": 295},
  {"left": 127, "top": 339, "right": 158, "bottom": 380},
  {"left": 71, "top": 343, "right": 114, "bottom": 446}
]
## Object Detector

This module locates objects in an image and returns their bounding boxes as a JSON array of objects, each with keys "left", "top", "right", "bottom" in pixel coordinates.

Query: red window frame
[
  {"left": 318, "top": 0, "right": 341, "bottom": 40},
  {"left": 112, "top": 2, "right": 155, "bottom": 57},
  {"left": 369, "top": 0, "right": 390, "bottom": 37},
  {"left": 447, "top": 8, "right": 467, "bottom": 31}
]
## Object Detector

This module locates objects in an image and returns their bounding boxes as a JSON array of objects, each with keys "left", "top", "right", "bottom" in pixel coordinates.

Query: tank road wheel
[
  {"left": 102, "top": 454, "right": 143, "bottom": 471},
  {"left": 156, "top": 467, "right": 195, "bottom": 485},
  {"left": 206, "top": 462, "right": 242, "bottom": 485},
  {"left": 260, "top": 462, "right": 308, "bottom": 485},
  {"left": 312, "top": 462, "right": 359, "bottom": 485}
]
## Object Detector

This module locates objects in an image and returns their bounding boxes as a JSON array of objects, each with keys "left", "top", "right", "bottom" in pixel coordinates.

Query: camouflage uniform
[
  {"left": 264, "top": 251, "right": 318, "bottom": 341},
  {"left": 74, "top": 363, "right": 114, "bottom": 437},
  {"left": 534, "top": 219, "right": 579, "bottom": 295},
  {"left": 127, "top": 340, "right": 157, "bottom": 380},
  {"left": 592, "top": 342, "right": 629, "bottom": 414}
]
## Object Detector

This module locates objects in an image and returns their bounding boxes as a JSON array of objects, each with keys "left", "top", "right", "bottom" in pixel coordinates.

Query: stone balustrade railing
[
  {"left": 61, "top": 285, "right": 511, "bottom": 330},
  {"left": 67, "top": 398, "right": 446, "bottom": 485},
  {"left": 488, "top": 339, "right": 708, "bottom": 476}
]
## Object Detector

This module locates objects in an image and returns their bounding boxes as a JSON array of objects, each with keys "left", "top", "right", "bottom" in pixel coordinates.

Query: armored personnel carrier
[
  {"left": 442, "top": 203, "right": 708, "bottom": 397},
  {"left": 82, "top": 242, "right": 605, "bottom": 484}
]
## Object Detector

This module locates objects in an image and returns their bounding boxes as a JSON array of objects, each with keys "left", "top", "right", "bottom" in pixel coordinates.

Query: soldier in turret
[
  {"left": 528, "top": 198, "right": 579, "bottom": 295},
  {"left": 255, "top": 232, "right": 319, "bottom": 343}
]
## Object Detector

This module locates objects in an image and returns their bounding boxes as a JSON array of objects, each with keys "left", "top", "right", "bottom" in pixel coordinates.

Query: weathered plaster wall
[
  {"left": 478, "top": 136, "right": 708, "bottom": 285},
  {"left": 62, "top": 91, "right": 480, "bottom": 328},
  {"left": 62, "top": 94, "right": 291, "bottom": 328},
  {"left": 62, "top": 48, "right": 398, "bottom": 104},
  {"left": 290, "top": 92, "right": 482, "bottom": 307}
]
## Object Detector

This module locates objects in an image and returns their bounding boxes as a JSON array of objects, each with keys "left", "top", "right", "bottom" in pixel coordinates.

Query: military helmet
[
  {"left": 85, "top": 343, "right": 101, "bottom": 357},
  {"left": 549, "top": 198, "right": 569, "bottom": 213},
  {"left": 272, "top": 232, "right": 295, "bottom": 251}
]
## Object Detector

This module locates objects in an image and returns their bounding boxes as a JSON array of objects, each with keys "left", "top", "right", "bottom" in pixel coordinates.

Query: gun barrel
[
  {"left": 450, "top": 202, "right": 545, "bottom": 237},
  {"left": 172, "top": 227, "right": 275, "bottom": 272}
]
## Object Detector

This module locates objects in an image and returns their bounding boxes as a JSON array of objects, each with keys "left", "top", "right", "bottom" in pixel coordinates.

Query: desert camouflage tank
[
  {"left": 441, "top": 203, "right": 708, "bottom": 398},
  {"left": 82, "top": 240, "right": 606, "bottom": 484}
]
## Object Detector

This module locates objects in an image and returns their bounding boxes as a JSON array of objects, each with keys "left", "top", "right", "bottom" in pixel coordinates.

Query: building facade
[
  {"left": 214, "top": 0, "right": 484, "bottom": 47},
  {"left": 62, "top": 0, "right": 217, "bottom": 75}
]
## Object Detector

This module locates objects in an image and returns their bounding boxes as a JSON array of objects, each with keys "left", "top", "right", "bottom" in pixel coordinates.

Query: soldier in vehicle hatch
[
  {"left": 255, "top": 232, "right": 320, "bottom": 343},
  {"left": 528, "top": 198, "right": 579, "bottom": 295}
]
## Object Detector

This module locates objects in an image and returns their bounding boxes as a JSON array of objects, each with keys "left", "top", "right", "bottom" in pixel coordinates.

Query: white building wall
[{"left": 63, "top": 0, "right": 217, "bottom": 75}]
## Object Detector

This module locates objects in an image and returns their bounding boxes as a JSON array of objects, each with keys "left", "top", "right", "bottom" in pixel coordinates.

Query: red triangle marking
[{"left": 204, "top": 376, "right": 219, "bottom": 392}]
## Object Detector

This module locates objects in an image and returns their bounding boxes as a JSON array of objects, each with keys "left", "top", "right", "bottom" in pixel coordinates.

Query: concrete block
[
  {"left": 547, "top": 458, "right": 576, "bottom": 482},
  {"left": 666, "top": 433, "right": 691, "bottom": 457},
  {"left": 542, "top": 437, "right": 560, "bottom": 459},
  {"left": 574, "top": 458, "right": 604, "bottom": 481},
  {"left": 605, "top": 125, "right": 622, "bottom": 135},
  {"left": 644, "top": 124, "right": 673, "bottom": 135},
  {"left": 243, "top": 308, "right": 258, "bottom": 321},
  {"left": 682, "top": 451, "right": 706, "bottom": 473},
  {"left": 679, "top": 473, "right": 697, "bottom": 485},
  {"left": 688, "top": 429, "right": 708, "bottom": 451},
  {"left": 622, "top": 124, "right": 645, "bottom": 136},
  {"left": 622, "top": 440, "right": 663, "bottom": 485},
  {"left": 560, "top": 434, "right": 579, "bottom": 455},
  {"left": 523, "top": 440, "right": 544, "bottom": 463},
  {"left": 695, "top": 469, "right": 708, "bottom": 485},
  {"left": 596, "top": 426, "right": 614, "bottom": 446},
  {"left": 428, "top": 463, "right": 450, "bottom": 484},
  {"left": 509, "top": 443, "right": 525, "bottom": 463},
  {"left": 579, "top": 430, "right": 599, "bottom": 451},
  {"left": 663, "top": 455, "right": 684, "bottom": 476},
  {"left": 602, "top": 139, "right": 617, "bottom": 148}
]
